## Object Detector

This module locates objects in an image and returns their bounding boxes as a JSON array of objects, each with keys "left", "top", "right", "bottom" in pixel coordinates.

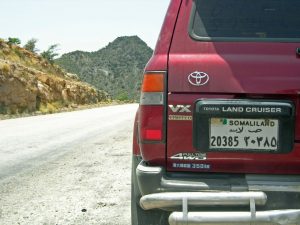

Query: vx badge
[{"left": 188, "top": 71, "right": 209, "bottom": 86}]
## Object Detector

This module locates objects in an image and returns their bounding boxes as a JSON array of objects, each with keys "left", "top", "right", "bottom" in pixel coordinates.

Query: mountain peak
[
  {"left": 102, "top": 35, "right": 150, "bottom": 51},
  {"left": 56, "top": 36, "right": 153, "bottom": 101}
]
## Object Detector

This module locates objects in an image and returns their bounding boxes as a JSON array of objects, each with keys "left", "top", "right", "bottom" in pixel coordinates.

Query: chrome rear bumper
[
  {"left": 169, "top": 210, "right": 300, "bottom": 225},
  {"left": 136, "top": 161, "right": 300, "bottom": 195},
  {"left": 136, "top": 161, "right": 300, "bottom": 225},
  {"left": 140, "top": 192, "right": 267, "bottom": 210},
  {"left": 140, "top": 192, "right": 300, "bottom": 225}
]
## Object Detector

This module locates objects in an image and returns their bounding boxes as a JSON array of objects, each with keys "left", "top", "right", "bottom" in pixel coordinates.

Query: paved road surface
[{"left": 0, "top": 104, "right": 138, "bottom": 225}]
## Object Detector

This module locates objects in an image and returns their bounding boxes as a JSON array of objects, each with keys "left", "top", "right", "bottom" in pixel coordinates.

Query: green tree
[
  {"left": 116, "top": 91, "right": 129, "bottom": 101},
  {"left": 41, "top": 44, "right": 59, "bottom": 63},
  {"left": 7, "top": 37, "right": 21, "bottom": 45},
  {"left": 24, "top": 38, "right": 39, "bottom": 53}
]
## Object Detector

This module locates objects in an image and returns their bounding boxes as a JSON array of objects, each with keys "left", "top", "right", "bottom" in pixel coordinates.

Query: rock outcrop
[{"left": 0, "top": 39, "right": 107, "bottom": 114}]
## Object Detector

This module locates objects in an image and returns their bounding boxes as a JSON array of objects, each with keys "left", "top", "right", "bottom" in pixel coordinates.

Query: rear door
[{"left": 167, "top": 0, "right": 300, "bottom": 174}]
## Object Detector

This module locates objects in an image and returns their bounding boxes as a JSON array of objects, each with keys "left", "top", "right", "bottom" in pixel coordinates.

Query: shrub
[
  {"left": 41, "top": 44, "right": 59, "bottom": 64},
  {"left": 7, "top": 37, "right": 21, "bottom": 46},
  {"left": 0, "top": 103, "right": 7, "bottom": 114},
  {"left": 24, "top": 38, "right": 39, "bottom": 53},
  {"left": 116, "top": 91, "right": 129, "bottom": 101}
]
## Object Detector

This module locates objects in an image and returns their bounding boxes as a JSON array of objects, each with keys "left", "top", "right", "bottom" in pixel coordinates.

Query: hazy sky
[{"left": 0, "top": 0, "right": 170, "bottom": 55}]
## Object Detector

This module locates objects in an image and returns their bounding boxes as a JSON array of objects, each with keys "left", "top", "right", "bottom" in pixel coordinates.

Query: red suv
[{"left": 132, "top": 1, "right": 300, "bottom": 224}]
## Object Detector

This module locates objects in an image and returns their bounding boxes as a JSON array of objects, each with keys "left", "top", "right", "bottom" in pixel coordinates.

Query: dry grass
[
  {"left": 39, "top": 102, "right": 61, "bottom": 114},
  {"left": 0, "top": 101, "right": 119, "bottom": 120},
  {"left": 0, "top": 62, "right": 11, "bottom": 74}
]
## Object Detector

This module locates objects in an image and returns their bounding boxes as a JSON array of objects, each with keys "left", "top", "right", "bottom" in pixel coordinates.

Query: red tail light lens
[
  {"left": 144, "top": 130, "right": 162, "bottom": 140},
  {"left": 140, "top": 105, "right": 164, "bottom": 141},
  {"left": 139, "top": 72, "right": 165, "bottom": 142}
]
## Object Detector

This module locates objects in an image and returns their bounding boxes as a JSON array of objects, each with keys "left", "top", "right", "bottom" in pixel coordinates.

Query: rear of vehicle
[{"left": 132, "top": 0, "right": 300, "bottom": 224}]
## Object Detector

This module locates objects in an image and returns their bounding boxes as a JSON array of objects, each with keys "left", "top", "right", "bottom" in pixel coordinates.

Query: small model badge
[{"left": 169, "top": 105, "right": 191, "bottom": 113}]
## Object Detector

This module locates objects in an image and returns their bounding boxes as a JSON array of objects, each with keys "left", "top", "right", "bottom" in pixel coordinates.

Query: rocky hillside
[
  {"left": 0, "top": 39, "right": 107, "bottom": 114},
  {"left": 56, "top": 36, "right": 153, "bottom": 101}
]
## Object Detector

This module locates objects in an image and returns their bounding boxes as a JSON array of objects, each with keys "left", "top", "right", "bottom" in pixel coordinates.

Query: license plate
[{"left": 209, "top": 118, "right": 279, "bottom": 151}]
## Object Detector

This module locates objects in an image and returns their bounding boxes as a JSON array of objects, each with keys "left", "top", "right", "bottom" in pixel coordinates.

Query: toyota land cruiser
[{"left": 132, "top": 0, "right": 300, "bottom": 224}]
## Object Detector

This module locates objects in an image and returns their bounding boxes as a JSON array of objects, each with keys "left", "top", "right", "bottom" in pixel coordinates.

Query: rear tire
[{"left": 131, "top": 156, "right": 169, "bottom": 225}]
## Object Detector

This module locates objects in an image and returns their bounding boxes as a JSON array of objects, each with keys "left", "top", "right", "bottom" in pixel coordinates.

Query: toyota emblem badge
[{"left": 188, "top": 71, "right": 209, "bottom": 86}]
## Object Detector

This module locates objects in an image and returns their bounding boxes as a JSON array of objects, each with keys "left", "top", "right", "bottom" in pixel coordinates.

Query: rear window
[{"left": 190, "top": 0, "right": 300, "bottom": 41}]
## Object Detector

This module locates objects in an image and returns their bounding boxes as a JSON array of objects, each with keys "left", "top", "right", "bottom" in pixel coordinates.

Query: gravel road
[{"left": 0, "top": 104, "right": 138, "bottom": 225}]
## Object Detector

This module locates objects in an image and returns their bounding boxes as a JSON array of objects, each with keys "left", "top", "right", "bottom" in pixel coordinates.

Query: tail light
[{"left": 139, "top": 71, "right": 166, "bottom": 142}]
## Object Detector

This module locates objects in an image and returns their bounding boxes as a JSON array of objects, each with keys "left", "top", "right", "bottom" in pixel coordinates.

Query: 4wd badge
[{"left": 171, "top": 153, "right": 207, "bottom": 161}]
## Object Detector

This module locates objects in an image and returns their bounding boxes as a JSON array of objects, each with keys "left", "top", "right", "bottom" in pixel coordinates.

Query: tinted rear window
[{"left": 191, "top": 0, "right": 300, "bottom": 41}]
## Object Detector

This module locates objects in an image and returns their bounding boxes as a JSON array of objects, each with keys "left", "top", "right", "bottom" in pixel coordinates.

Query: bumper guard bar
[{"left": 140, "top": 191, "right": 300, "bottom": 224}]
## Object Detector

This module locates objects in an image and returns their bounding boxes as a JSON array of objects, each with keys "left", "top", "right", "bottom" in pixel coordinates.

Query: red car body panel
[
  {"left": 134, "top": 0, "right": 182, "bottom": 165},
  {"left": 165, "top": 0, "right": 300, "bottom": 174},
  {"left": 167, "top": 94, "right": 300, "bottom": 174},
  {"left": 136, "top": 0, "right": 300, "bottom": 174},
  {"left": 132, "top": 2, "right": 300, "bottom": 224},
  {"left": 145, "top": 0, "right": 182, "bottom": 72}
]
